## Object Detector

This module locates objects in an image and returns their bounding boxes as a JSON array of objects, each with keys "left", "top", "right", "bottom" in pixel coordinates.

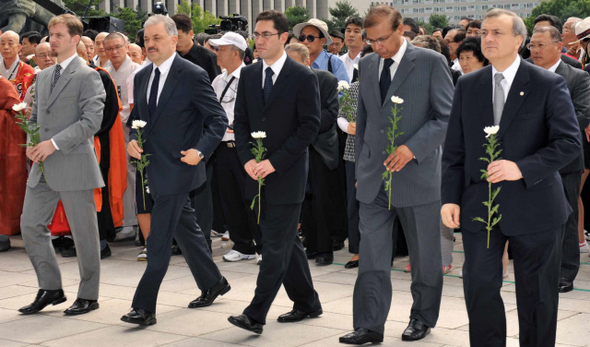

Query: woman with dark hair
[
  {"left": 457, "top": 36, "right": 488, "bottom": 74},
  {"left": 465, "top": 20, "right": 482, "bottom": 37}
]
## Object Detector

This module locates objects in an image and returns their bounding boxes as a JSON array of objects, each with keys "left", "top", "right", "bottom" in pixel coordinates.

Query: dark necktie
[
  {"left": 148, "top": 67, "right": 160, "bottom": 118},
  {"left": 51, "top": 64, "right": 62, "bottom": 92},
  {"left": 263, "top": 67, "right": 274, "bottom": 105},
  {"left": 380, "top": 58, "right": 394, "bottom": 104}
]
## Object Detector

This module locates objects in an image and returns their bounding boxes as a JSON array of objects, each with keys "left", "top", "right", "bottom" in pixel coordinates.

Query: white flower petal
[
  {"left": 251, "top": 131, "right": 267, "bottom": 139},
  {"left": 145, "top": 186, "right": 150, "bottom": 194},
  {"left": 132, "top": 120, "right": 147, "bottom": 129},
  {"left": 12, "top": 102, "right": 27, "bottom": 112},
  {"left": 483, "top": 125, "right": 500, "bottom": 137},
  {"left": 390, "top": 96, "right": 404, "bottom": 104},
  {"left": 337, "top": 80, "right": 349, "bottom": 92}
]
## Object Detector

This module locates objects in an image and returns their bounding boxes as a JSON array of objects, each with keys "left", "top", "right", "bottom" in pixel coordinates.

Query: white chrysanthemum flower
[
  {"left": 390, "top": 96, "right": 404, "bottom": 104},
  {"left": 484, "top": 125, "right": 500, "bottom": 138},
  {"left": 12, "top": 102, "right": 27, "bottom": 112},
  {"left": 132, "top": 120, "right": 147, "bottom": 129},
  {"left": 145, "top": 186, "right": 150, "bottom": 194},
  {"left": 337, "top": 80, "right": 349, "bottom": 92},
  {"left": 251, "top": 131, "right": 267, "bottom": 139}
]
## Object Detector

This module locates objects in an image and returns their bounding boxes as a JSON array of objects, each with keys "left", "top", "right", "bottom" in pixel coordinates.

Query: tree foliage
[
  {"left": 285, "top": 6, "right": 311, "bottom": 31},
  {"left": 325, "top": 0, "right": 360, "bottom": 32},
  {"left": 62, "top": 0, "right": 106, "bottom": 17},
  {"left": 429, "top": 14, "right": 449, "bottom": 30},
  {"left": 110, "top": 6, "right": 147, "bottom": 41},
  {"left": 177, "top": 0, "right": 221, "bottom": 34},
  {"left": 524, "top": 0, "right": 590, "bottom": 31}
]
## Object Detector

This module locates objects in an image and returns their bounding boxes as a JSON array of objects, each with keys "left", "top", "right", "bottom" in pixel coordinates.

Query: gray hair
[
  {"left": 285, "top": 43, "right": 310, "bottom": 62},
  {"left": 532, "top": 26, "right": 562, "bottom": 43},
  {"left": 484, "top": 8, "right": 527, "bottom": 49},
  {"left": 411, "top": 35, "right": 441, "bottom": 53},
  {"left": 144, "top": 14, "right": 178, "bottom": 37}
]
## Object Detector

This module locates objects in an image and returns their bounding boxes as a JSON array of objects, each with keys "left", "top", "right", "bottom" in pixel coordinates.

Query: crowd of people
[{"left": 0, "top": 5, "right": 589, "bottom": 346}]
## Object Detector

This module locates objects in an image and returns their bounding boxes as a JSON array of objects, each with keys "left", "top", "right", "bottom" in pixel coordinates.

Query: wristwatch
[{"left": 197, "top": 150, "right": 204, "bottom": 159}]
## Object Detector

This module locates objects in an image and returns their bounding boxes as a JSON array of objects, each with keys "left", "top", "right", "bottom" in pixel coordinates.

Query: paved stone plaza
[{"left": 0, "top": 234, "right": 589, "bottom": 347}]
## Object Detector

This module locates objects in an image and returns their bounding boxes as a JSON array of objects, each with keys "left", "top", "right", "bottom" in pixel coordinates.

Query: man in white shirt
[
  {"left": 209, "top": 32, "right": 261, "bottom": 263},
  {"left": 104, "top": 32, "right": 141, "bottom": 241},
  {"left": 340, "top": 17, "right": 364, "bottom": 83},
  {"left": 445, "top": 27, "right": 465, "bottom": 73}
]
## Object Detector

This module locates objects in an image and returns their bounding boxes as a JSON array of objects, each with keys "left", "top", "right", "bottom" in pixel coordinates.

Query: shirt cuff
[
  {"left": 51, "top": 138, "right": 59, "bottom": 150},
  {"left": 337, "top": 117, "right": 350, "bottom": 133}
]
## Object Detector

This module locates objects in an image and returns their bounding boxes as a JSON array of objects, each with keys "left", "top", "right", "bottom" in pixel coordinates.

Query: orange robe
[
  {"left": 9, "top": 61, "right": 34, "bottom": 102},
  {"left": 0, "top": 76, "right": 26, "bottom": 235}
]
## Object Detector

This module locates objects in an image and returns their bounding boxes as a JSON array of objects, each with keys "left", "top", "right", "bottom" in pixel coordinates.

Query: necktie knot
[
  {"left": 55, "top": 64, "right": 62, "bottom": 74},
  {"left": 383, "top": 58, "right": 394, "bottom": 69},
  {"left": 51, "top": 64, "right": 62, "bottom": 92},
  {"left": 154, "top": 67, "right": 160, "bottom": 78},
  {"left": 494, "top": 72, "right": 504, "bottom": 84},
  {"left": 265, "top": 67, "right": 274, "bottom": 80}
]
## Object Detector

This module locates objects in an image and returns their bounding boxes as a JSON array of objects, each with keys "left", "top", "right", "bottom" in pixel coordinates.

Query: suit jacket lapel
[
  {"left": 366, "top": 54, "right": 381, "bottom": 108},
  {"left": 476, "top": 66, "right": 494, "bottom": 129},
  {"left": 253, "top": 61, "right": 264, "bottom": 113},
  {"left": 151, "top": 56, "right": 182, "bottom": 127},
  {"left": 263, "top": 57, "right": 292, "bottom": 112},
  {"left": 385, "top": 43, "right": 416, "bottom": 106},
  {"left": 47, "top": 59, "right": 78, "bottom": 108},
  {"left": 139, "top": 65, "right": 151, "bottom": 124},
  {"left": 497, "top": 59, "right": 530, "bottom": 140}
]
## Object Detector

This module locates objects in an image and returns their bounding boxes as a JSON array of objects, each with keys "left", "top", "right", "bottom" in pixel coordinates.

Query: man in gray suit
[
  {"left": 339, "top": 6, "right": 453, "bottom": 345},
  {"left": 18, "top": 14, "right": 106, "bottom": 316}
]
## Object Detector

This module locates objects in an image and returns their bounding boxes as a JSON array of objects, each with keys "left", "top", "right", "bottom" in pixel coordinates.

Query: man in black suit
[
  {"left": 285, "top": 43, "right": 342, "bottom": 266},
  {"left": 530, "top": 25, "right": 590, "bottom": 293},
  {"left": 121, "top": 15, "right": 229, "bottom": 326},
  {"left": 442, "top": 9, "right": 582, "bottom": 347},
  {"left": 228, "top": 10, "right": 322, "bottom": 334},
  {"left": 531, "top": 14, "right": 583, "bottom": 69}
]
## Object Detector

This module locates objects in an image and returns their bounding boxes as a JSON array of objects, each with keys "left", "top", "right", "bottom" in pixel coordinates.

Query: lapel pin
[{"left": 520, "top": 91, "right": 524, "bottom": 96}]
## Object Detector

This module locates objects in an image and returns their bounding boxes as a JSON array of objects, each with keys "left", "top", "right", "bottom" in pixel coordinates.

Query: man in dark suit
[
  {"left": 285, "top": 43, "right": 342, "bottom": 266},
  {"left": 228, "top": 10, "right": 322, "bottom": 334},
  {"left": 530, "top": 25, "right": 590, "bottom": 293},
  {"left": 442, "top": 9, "right": 582, "bottom": 347},
  {"left": 339, "top": 6, "right": 454, "bottom": 345},
  {"left": 121, "top": 15, "right": 229, "bottom": 326}
]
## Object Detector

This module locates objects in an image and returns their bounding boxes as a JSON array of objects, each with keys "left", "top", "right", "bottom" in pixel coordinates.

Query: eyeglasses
[
  {"left": 105, "top": 44, "right": 125, "bottom": 52},
  {"left": 251, "top": 32, "right": 281, "bottom": 40},
  {"left": 525, "top": 42, "right": 557, "bottom": 50},
  {"left": 298, "top": 35, "right": 320, "bottom": 43},
  {"left": 365, "top": 32, "right": 394, "bottom": 46}
]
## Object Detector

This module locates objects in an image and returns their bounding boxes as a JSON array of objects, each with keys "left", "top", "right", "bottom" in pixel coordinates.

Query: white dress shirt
[
  {"left": 451, "top": 58, "right": 463, "bottom": 74},
  {"left": 491, "top": 55, "right": 521, "bottom": 104},
  {"left": 340, "top": 51, "right": 361, "bottom": 82},
  {"left": 212, "top": 63, "right": 244, "bottom": 142},
  {"left": 262, "top": 51, "right": 288, "bottom": 88},
  {"left": 548, "top": 59, "right": 562, "bottom": 73},
  {"left": 146, "top": 52, "right": 176, "bottom": 106},
  {"left": 378, "top": 37, "right": 408, "bottom": 81}
]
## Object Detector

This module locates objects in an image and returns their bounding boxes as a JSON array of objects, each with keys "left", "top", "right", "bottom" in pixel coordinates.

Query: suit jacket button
[
  {"left": 380, "top": 129, "right": 385, "bottom": 134},
  {"left": 382, "top": 151, "right": 386, "bottom": 155},
  {"left": 44, "top": 128, "right": 49, "bottom": 132},
  {"left": 47, "top": 110, "right": 50, "bottom": 114},
  {"left": 262, "top": 117, "right": 266, "bottom": 121}
]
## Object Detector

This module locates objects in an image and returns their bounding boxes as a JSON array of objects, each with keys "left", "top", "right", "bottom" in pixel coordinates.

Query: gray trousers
[
  {"left": 122, "top": 125, "right": 138, "bottom": 227},
  {"left": 353, "top": 188, "right": 443, "bottom": 333},
  {"left": 20, "top": 180, "right": 100, "bottom": 300}
]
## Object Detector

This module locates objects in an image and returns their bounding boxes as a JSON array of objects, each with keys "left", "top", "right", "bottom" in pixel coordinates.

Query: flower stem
[
  {"left": 257, "top": 178, "right": 261, "bottom": 224},
  {"left": 388, "top": 172, "right": 392, "bottom": 210},
  {"left": 140, "top": 167, "right": 146, "bottom": 210},
  {"left": 487, "top": 181, "right": 491, "bottom": 248}
]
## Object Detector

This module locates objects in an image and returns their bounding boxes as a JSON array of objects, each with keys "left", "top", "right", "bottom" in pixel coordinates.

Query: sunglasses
[{"left": 299, "top": 35, "right": 320, "bottom": 43}]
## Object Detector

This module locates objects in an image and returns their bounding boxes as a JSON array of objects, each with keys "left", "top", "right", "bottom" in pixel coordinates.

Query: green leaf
[
  {"left": 479, "top": 157, "right": 490, "bottom": 163},
  {"left": 472, "top": 217, "right": 486, "bottom": 224}
]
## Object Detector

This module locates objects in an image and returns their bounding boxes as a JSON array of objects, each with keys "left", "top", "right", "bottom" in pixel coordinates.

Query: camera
[
  {"left": 152, "top": 2, "right": 168, "bottom": 15},
  {"left": 205, "top": 14, "right": 248, "bottom": 34}
]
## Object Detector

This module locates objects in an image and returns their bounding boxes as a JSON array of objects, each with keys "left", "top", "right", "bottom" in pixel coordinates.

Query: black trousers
[
  {"left": 302, "top": 147, "right": 347, "bottom": 253},
  {"left": 345, "top": 160, "right": 360, "bottom": 254},
  {"left": 243, "top": 198, "right": 321, "bottom": 324},
  {"left": 560, "top": 171, "right": 582, "bottom": 282},
  {"left": 189, "top": 160, "right": 214, "bottom": 249},
  {"left": 215, "top": 144, "right": 261, "bottom": 254},
  {"left": 132, "top": 191, "right": 222, "bottom": 313},
  {"left": 462, "top": 226, "right": 561, "bottom": 347}
]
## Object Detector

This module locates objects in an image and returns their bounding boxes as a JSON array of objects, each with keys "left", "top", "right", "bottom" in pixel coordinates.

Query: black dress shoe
[
  {"left": 61, "top": 246, "right": 77, "bottom": 258},
  {"left": 101, "top": 244, "right": 112, "bottom": 259},
  {"left": 306, "top": 251, "right": 319, "bottom": 259},
  {"left": 559, "top": 280, "right": 574, "bottom": 293},
  {"left": 0, "top": 235, "right": 10, "bottom": 252},
  {"left": 18, "top": 289, "right": 67, "bottom": 314},
  {"left": 401, "top": 318, "right": 431, "bottom": 341},
  {"left": 315, "top": 252, "right": 334, "bottom": 266},
  {"left": 171, "top": 244, "right": 182, "bottom": 255},
  {"left": 339, "top": 328, "right": 383, "bottom": 344},
  {"left": 277, "top": 308, "right": 323, "bottom": 322},
  {"left": 228, "top": 314, "right": 263, "bottom": 334},
  {"left": 121, "top": 308, "right": 156, "bottom": 325},
  {"left": 188, "top": 276, "right": 231, "bottom": 308},
  {"left": 64, "top": 298, "right": 99, "bottom": 315},
  {"left": 332, "top": 240, "right": 345, "bottom": 251},
  {"left": 344, "top": 260, "right": 359, "bottom": 269}
]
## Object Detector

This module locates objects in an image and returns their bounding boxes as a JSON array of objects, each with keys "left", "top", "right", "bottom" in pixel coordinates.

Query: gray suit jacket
[
  {"left": 28, "top": 56, "right": 106, "bottom": 191},
  {"left": 355, "top": 42, "right": 454, "bottom": 206}
]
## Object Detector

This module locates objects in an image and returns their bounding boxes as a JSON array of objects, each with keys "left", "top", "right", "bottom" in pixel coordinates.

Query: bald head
[
  {"left": 81, "top": 36, "right": 94, "bottom": 60},
  {"left": 0, "top": 30, "right": 21, "bottom": 62},
  {"left": 34, "top": 42, "right": 56, "bottom": 70},
  {"left": 77, "top": 40, "right": 88, "bottom": 61},
  {"left": 128, "top": 43, "right": 143, "bottom": 64},
  {"left": 95, "top": 32, "right": 108, "bottom": 58}
]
